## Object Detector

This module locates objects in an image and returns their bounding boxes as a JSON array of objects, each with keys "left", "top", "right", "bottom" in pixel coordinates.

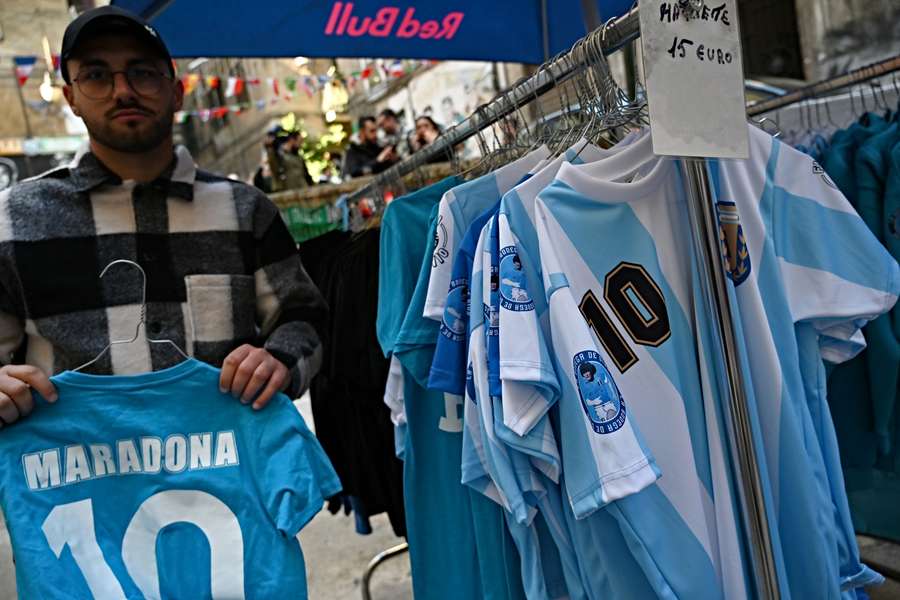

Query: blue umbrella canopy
[{"left": 112, "top": 0, "right": 633, "bottom": 63}]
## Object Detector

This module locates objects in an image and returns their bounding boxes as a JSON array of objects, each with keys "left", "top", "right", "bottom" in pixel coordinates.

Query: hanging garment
[
  {"left": 378, "top": 176, "right": 525, "bottom": 600},
  {"left": 299, "top": 229, "right": 406, "bottom": 537},
  {"left": 819, "top": 113, "right": 900, "bottom": 543},
  {"left": 422, "top": 146, "right": 552, "bottom": 322},
  {"left": 516, "top": 123, "right": 896, "bottom": 598},
  {"left": 0, "top": 359, "right": 340, "bottom": 600},
  {"left": 464, "top": 217, "right": 575, "bottom": 600}
]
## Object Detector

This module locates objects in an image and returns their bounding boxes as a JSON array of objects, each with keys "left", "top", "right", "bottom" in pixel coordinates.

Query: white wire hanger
[{"left": 73, "top": 259, "right": 191, "bottom": 373}]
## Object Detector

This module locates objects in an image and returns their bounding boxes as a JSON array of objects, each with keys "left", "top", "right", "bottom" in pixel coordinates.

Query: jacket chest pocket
[{"left": 184, "top": 274, "right": 257, "bottom": 355}]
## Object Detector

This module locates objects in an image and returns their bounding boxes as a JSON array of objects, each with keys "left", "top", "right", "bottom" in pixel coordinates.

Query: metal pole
[
  {"left": 360, "top": 542, "right": 409, "bottom": 600},
  {"left": 681, "top": 159, "right": 782, "bottom": 600},
  {"left": 12, "top": 67, "right": 34, "bottom": 178},
  {"left": 540, "top": 0, "right": 551, "bottom": 62},
  {"left": 747, "top": 54, "right": 900, "bottom": 116}
]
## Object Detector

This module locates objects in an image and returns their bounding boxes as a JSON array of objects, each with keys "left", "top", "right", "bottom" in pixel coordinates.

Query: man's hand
[
  {"left": 219, "top": 345, "right": 290, "bottom": 410},
  {"left": 377, "top": 146, "right": 397, "bottom": 163},
  {"left": 0, "top": 365, "right": 57, "bottom": 428}
]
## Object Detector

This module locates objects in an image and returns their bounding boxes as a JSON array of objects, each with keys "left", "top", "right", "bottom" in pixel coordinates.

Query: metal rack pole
[
  {"left": 681, "top": 159, "right": 781, "bottom": 600},
  {"left": 747, "top": 54, "right": 900, "bottom": 116},
  {"left": 361, "top": 542, "right": 409, "bottom": 600}
]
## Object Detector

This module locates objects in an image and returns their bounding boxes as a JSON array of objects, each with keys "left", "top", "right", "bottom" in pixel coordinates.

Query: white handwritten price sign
[{"left": 639, "top": 0, "right": 749, "bottom": 158}]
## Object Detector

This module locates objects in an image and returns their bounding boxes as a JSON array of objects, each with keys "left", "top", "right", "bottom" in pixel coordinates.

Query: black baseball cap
[{"left": 60, "top": 5, "right": 174, "bottom": 84}]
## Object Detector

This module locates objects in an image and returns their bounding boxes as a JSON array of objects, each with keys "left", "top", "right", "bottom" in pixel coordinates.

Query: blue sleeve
[
  {"left": 488, "top": 217, "right": 502, "bottom": 397},
  {"left": 255, "top": 396, "right": 341, "bottom": 537},
  {"left": 429, "top": 245, "right": 473, "bottom": 395},
  {"left": 376, "top": 207, "right": 408, "bottom": 356}
]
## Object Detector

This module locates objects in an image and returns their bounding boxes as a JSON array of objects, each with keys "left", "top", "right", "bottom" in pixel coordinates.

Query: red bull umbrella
[{"left": 111, "top": 0, "right": 634, "bottom": 63}]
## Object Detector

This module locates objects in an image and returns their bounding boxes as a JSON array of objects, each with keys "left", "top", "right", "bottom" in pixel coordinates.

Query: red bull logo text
[{"left": 325, "top": 2, "right": 464, "bottom": 39}]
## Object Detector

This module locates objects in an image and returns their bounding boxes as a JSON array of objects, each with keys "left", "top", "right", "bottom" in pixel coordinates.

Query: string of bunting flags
[
  {"left": 178, "top": 58, "right": 435, "bottom": 97},
  {"left": 11, "top": 55, "right": 62, "bottom": 86},
  {"left": 11, "top": 54, "right": 434, "bottom": 124},
  {"left": 10, "top": 54, "right": 433, "bottom": 93}
]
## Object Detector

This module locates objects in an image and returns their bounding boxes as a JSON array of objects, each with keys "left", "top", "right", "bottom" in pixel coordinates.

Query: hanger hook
[{"left": 99, "top": 259, "right": 147, "bottom": 343}]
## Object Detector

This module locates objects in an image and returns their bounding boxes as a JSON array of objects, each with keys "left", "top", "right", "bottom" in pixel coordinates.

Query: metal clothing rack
[
  {"left": 346, "top": 8, "right": 642, "bottom": 205},
  {"left": 358, "top": 5, "right": 783, "bottom": 599},
  {"left": 747, "top": 54, "right": 900, "bottom": 117}
]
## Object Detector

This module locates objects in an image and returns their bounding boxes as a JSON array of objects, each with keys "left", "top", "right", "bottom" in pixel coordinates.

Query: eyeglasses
[{"left": 73, "top": 66, "right": 171, "bottom": 100}]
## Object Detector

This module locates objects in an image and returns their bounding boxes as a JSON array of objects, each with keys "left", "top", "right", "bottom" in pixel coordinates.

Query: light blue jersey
[
  {"left": 532, "top": 124, "right": 898, "bottom": 599},
  {"left": 383, "top": 185, "right": 524, "bottom": 600},
  {"left": 0, "top": 359, "right": 340, "bottom": 600},
  {"left": 429, "top": 201, "right": 500, "bottom": 395}
]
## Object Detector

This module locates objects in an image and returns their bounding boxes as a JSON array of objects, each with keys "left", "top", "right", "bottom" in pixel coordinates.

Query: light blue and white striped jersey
[
  {"left": 536, "top": 124, "right": 899, "bottom": 599},
  {"left": 702, "top": 125, "right": 899, "bottom": 597},
  {"left": 535, "top": 153, "right": 747, "bottom": 599},
  {"left": 497, "top": 132, "right": 653, "bottom": 436},
  {"left": 498, "top": 135, "right": 716, "bottom": 600},
  {"left": 462, "top": 221, "right": 564, "bottom": 599},
  {"left": 424, "top": 146, "right": 551, "bottom": 322},
  {"left": 795, "top": 323, "right": 883, "bottom": 594}
]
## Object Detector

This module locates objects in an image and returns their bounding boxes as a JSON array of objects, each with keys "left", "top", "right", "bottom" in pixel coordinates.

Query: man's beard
[{"left": 84, "top": 99, "right": 176, "bottom": 154}]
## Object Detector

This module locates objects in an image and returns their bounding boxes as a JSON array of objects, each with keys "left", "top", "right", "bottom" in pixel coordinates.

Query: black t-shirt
[{"left": 298, "top": 229, "right": 406, "bottom": 536}]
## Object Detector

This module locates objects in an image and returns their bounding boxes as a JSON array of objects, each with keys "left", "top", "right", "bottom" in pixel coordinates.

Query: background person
[
  {"left": 342, "top": 116, "right": 398, "bottom": 178},
  {"left": 266, "top": 128, "right": 314, "bottom": 192}
]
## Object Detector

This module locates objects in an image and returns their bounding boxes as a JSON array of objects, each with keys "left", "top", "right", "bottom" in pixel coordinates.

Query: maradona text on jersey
[{"left": 23, "top": 430, "right": 240, "bottom": 491}]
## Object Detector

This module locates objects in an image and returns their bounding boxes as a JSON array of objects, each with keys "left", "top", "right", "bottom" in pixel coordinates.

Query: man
[
  {"left": 0, "top": 6, "right": 327, "bottom": 427},
  {"left": 500, "top": 253, "right": 529, "bottom": 302},
  {"left": 342, "top": 116, "right": 397, "bottom": 179},
  {"left": 578, "top": 362, "right": 618, "bottom": 422},
  {"left": 266, "top": 128, "right": 314, "bottom": 192},
  {"left": 377, "top": 108, "right": 408, "bottom": 159}
]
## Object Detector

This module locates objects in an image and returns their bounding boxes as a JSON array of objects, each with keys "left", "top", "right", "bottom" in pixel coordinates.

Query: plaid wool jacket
[{"left": 0, "top": 145, "right": 327, "bottom": 398}]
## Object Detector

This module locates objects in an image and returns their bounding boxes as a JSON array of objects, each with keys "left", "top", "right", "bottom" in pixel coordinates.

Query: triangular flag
[
  {"left": 300, "top": 78, "right": 314, "bottom": 97},
  {"left": 52, "top": 54, "right": 62, "bottom": 79},
  {"left": 389, "top": 60, "right": 405, "bottom": 78},
  {"left": 234, "top": 78, "right": 245, "bottom": 96},
  {"left": 285, "top": 77, "right": 297, "bottom": 92},
  {"left": 182, "top": 74, "right": 200, "bottom": 94},
  {"left": 14, "top": 56, "right": 38, "bottom": 87},
  {"left": 225, "top": 76, "right": 237, "bottom": 97},
  {"left": 206, "top": 76, "right": 220, "bottom": 89},
  {"left": 272, "top": 78, "right": 280, "bottom": 96}
]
